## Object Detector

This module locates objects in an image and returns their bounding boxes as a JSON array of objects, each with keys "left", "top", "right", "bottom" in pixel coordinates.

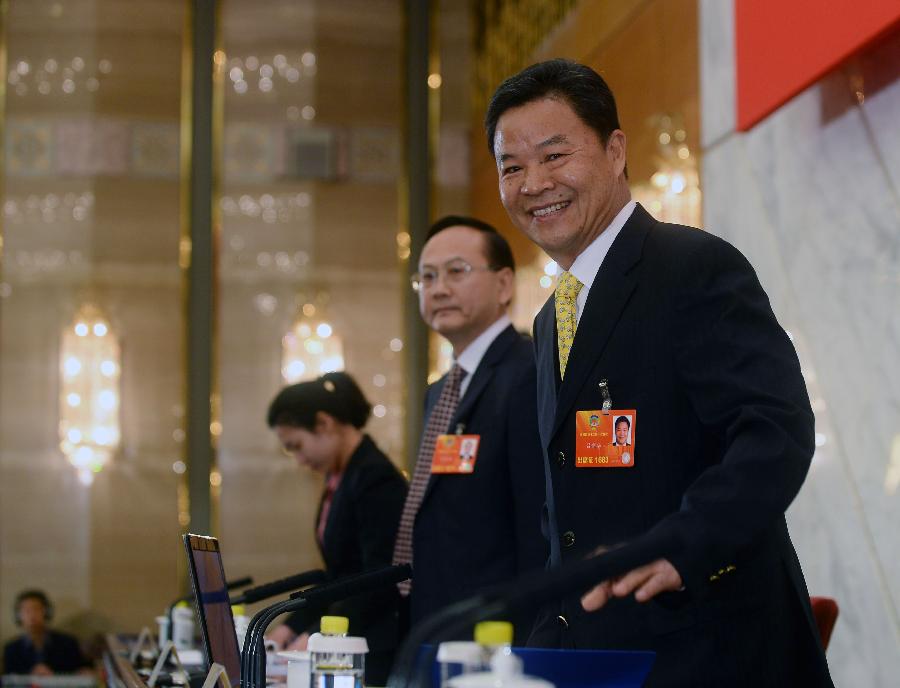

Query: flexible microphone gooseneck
[
  {"left": 241, "top": 564, "right": 411, "bottom": 688},
  {"left": 387, "top": 527, "right": 672, "bottom": 688},
  {"left": 231, "top": 569, "right": 327, "bottom": 606},
  {"left": 234, "top": 569, "right": 326, "bottom": 688}
]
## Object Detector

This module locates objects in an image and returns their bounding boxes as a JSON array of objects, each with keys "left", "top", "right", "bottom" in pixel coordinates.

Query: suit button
[
  {"left": 557, "top": 614, "right": 569, "bottom": 629},
  {"left": 561, "top": 531, "right": 575, "bottom": 548},
  {"left": 556, "top": 451, "right": 566, "bottom": 467}
]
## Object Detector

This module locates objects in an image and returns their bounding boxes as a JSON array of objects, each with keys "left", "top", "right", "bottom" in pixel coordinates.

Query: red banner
[{"left": 735, "top": 0, "right": 900, "bottom": 131}]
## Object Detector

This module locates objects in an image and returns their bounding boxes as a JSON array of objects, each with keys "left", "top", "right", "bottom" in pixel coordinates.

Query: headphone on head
[{"left": 13, "top": 589, "right": 53, "bottom": 626}]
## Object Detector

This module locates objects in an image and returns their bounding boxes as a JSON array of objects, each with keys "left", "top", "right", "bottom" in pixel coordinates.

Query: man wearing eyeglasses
[{"left": 393, "top": 215, "right": 547, "bottom": 640}]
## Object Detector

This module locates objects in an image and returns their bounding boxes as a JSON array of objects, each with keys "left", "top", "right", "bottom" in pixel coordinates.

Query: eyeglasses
[{"left": 410, "top": 259, "right": 499, "bottom": 292}]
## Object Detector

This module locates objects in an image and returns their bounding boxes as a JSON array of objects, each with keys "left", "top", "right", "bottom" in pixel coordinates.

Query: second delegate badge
[
  {"left": 431, "top": 434, "right": 480, "bottom": 474},
  {"left": 575, "top": 410, "right": 636, "bottom": 468}
]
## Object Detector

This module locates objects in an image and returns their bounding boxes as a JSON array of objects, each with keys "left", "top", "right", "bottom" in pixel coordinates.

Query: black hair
[
  {"left": 426, "top": 215, "right": 516, "bottom": 272},
  {"left": 615, "top": 416, "right": 631, "bottom": 429},
  {"left": 15, "top": 589, "right": 52, "bottom": 624},
  {"left": 485, "top": 58, "right": 622, "bottom": 155},
  {"left": 266, "top": 372, "right": 371, "bottom": 430}
]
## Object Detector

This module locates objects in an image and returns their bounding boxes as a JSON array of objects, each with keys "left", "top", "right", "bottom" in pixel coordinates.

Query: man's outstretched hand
[{"left": 581, "top": 558, "right": 683, "bottom": 611}]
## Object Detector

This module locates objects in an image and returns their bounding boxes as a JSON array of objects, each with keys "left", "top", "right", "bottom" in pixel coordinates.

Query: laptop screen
[{"left": 183, "top": 534, "right": 242, "bottom": 685}]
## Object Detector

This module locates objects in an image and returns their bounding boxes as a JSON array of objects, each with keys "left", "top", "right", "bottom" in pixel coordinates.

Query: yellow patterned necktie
[{"left": 555, "top": 270, "right": 583, "bottom": 379}]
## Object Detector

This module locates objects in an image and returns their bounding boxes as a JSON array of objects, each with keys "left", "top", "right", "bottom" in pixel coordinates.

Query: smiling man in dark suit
[
  {"left": 392, "top": 215, "right": 547, "bottom": 641},
  {"left": 486, "top": 59, "right": 833, "bottom": 687}
]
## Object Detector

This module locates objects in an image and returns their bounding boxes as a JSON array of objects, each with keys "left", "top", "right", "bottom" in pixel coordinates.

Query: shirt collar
[
  {"left": 455, "top": 313, "right": 511, "bottom": 378},
  {"left": 563, "top": 200, "right": 637, "bottom": 291}
]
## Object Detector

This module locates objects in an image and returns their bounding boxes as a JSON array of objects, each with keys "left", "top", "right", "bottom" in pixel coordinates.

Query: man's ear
[
  {"left": 606, "top": 129, "right": 627, "bottom": 177},
  {"left": 496, "top": 266, "right": 515, "bottom": 309}
]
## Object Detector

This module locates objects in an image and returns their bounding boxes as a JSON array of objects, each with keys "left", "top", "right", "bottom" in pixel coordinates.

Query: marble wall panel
[
  {"left": 700, "top": 3, "right": 900, "bottom": 685},
  {"left": 698, "top": 0, "right": 734, "bottom": 147}
]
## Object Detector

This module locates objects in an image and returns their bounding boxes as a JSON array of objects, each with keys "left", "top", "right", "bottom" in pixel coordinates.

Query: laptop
[{"left": 183, "top": 534, "right": 242, "bottom": 686}]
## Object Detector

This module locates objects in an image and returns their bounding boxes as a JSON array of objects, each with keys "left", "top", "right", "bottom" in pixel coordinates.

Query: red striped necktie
[{"left": 392, "top": 363, "right": 466, "bottom": 595}]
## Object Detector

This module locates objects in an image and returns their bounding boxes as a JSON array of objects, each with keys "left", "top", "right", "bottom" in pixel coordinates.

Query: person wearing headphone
[{"left": 3, "top": 590, "right": 92, "bottom": 677}]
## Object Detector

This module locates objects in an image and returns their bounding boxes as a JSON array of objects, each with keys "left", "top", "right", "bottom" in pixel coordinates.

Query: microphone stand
[
  {"left": 241, "top": 565, "right": 411, "bottom": 688},
  {"left": 387, "top": 528, "right": 671, "bottom": 688},
  {"left": 247, "top": 598, "right": 304, "bottom": 688}
]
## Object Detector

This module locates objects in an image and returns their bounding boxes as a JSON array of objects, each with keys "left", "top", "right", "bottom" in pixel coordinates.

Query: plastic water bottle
[
  {"left": 156, "top": 614, "right": 171, "bottom": 649},
  {"left": 438, "top": 620, "right": 514, "bottom": 684},
  {"left": 171, "top": 601, "right": 195, "bottom": 651},
  {"left": 436, "top": 641, "right": 483, "bottom": 687},
  {"left": 474, "top": 621, "right": 513, "bottom": 665},
  {"left": 232, "top": 604, "right": 250, "bottom": 651},
  {"left": 307, "top": 615, "right": 368, "bottom": 688}
]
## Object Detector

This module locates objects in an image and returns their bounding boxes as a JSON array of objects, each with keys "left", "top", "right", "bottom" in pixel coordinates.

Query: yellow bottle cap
[
  {"left": 474, "top": 620, "right": 513, "bottom": 646},
  {"left": 231, "top": 605, "right": 246, "bottom": 616},
  {"left": 320, "top": 615, "right": 349, "bottom": 635},
  {"left": 175, "top": 601, "right": 190, "bottom": 608}
]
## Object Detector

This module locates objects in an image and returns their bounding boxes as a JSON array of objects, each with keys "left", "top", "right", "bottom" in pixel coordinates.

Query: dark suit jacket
[
  {"left": 286, "top": 434, "right": 406, "bottom": 683},
  {"left": 410, "top": 324, "right": 548, "bottom": 642},
  {"left": 3, "top": 630, "right": 89, "bottom": 675},
  {"left": 529, "top": 205, "right": 833, "bottom": 687}
]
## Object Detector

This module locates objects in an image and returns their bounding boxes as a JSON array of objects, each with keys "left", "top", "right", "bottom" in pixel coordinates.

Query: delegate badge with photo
[
  {"left": 431, "top": 434, "right": 481, "bottom": 474},
  {"left": 575, "top": 409, "right": 636, "bottom": 468}
]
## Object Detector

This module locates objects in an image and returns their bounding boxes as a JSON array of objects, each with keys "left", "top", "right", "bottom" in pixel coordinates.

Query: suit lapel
[
  {"left": 451, "top": 324, "right": 518, "bottom": 428},
  {"left": 550, "top": 205, "right": 655, "bottom": 441},
  {"left": 419, "top": 325, "right": 518, "bottom": 507},
  {"left": 534, "top": 297, "right": 558, "bottom": 449}
]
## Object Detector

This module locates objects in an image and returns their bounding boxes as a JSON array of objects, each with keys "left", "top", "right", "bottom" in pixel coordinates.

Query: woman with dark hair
[{"left": 265, "top": 372, "right": 406, "bottom": 685}]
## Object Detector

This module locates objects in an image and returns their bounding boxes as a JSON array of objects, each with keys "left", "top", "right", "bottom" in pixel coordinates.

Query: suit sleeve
[{"left": 656, "top": 237, "right": 814, "bottom": 596}]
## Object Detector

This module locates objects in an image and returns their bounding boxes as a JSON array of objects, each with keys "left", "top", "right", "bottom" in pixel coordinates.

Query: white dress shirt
[
  {"left": 562, "top": 200, "right": 637, "bottom": 324},
  {"left": 454, "top": 314, "right": 512, "bottom": 399}
]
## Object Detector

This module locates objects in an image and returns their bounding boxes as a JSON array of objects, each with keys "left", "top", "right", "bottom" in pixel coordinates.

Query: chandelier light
[
  {"left": 59, "top": 304, "right": 121, "bottom": 486},
  {"left": 281, "top": 307, "right": 344, "bottom": 383},
  {"left": 631, "top": 114, "right": 702, "bottom": 228}
]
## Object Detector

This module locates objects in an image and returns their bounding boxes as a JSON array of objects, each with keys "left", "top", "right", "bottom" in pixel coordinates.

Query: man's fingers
[
  {"left": 611, "top": 564, "right": 655, "bottom": 598},
  {"left": 581, "top": 580, "right": 614, "bottom": 612},
  {"left": 634, "top": 572, "right": 672, "bottom": 602},
  {"left": 627, "top": 560, "right": 683, "bottom": 602},
  {"left": 582, "top": 559, "right": 685, "bottom": 612}
]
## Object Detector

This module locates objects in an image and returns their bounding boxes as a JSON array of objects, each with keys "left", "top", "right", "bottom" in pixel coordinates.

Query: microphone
[
  {"left": 387, "top": 527, "right": 672, "bottom": 688},
  {"left": 289, "top": 563, "right": 411, "bottom": 605},
  {"left": 230, "top": 569, "right": 327, "bottom": 606},
  {"left": 242, "top": 564, "right": 411, "bottom": 688}
]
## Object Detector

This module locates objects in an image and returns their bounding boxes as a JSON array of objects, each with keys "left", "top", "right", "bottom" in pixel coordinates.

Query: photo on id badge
[
  {"left": 575, "top": 410, "right": 636, "bottom": 468},
  {"left": 431, "top": 434, "right": 480, "bottom": 474}
]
